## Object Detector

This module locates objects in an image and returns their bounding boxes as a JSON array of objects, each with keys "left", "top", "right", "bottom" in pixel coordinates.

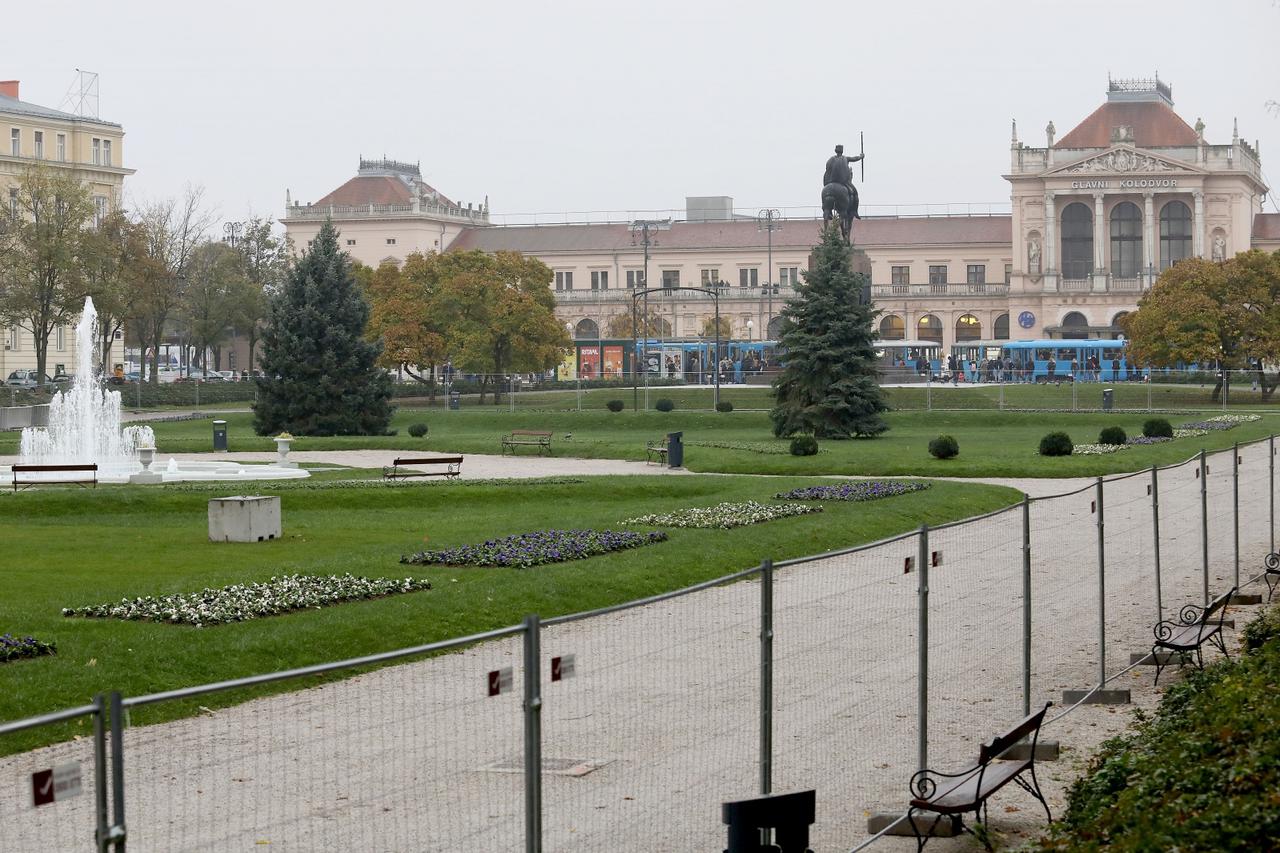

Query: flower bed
[
  {"left": 1128, "top": 436, "right": 1173, "bottom": 445},
  {"left": 1173, "top": 428, "right": 1210, "bottom": 438},
  {"left": 775, "top": 480, "right": 931, "bottom": 502},
  {"left": 687, "top": 440, "right": 826, "bottom": 455},
  {"left": 402, "top": 529, "right": 668, "bottom": 568},
  {"left": 1073, "top": 443, "right": 1128, "bottom": 455},
  {"left": 63, "top": 574, "right": 432, "bottom": 627},
  {"left": 1, "top": 634, "right": 56, "bottom": 663},
  {"left": 1178, "top": 414, "right": 1262, "bottom": 432},
  {"left": 621, "top": 501, "right": 822, "bottom": 530}
]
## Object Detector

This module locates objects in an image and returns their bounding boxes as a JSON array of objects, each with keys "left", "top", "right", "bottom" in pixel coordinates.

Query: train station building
[{"left": 282, "top": 78, "right": 1276, "bottom": 353}]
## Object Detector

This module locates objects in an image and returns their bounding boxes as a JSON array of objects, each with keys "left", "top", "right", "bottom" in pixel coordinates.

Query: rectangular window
[
  {"left": 10, "top": 128, "right": 18, "bottom": 156},
  {"left": 1004, "top": 263, "right": 1012, "bottom": 285},
  {"left": 890, "top": 266, "right": 910, "bottom": 286},
  {"left": 346, "top": 239, "right": 356, "bottom": 246},
  {"left": 7, "top": 326, "right": 17, "bottom": 351},
  {"left": 56, "top": 133, "right": 65, "bottom": 161},
  {"left": 555, "top": 271, "right": 573, "bottom": 291},
  {"left": 102, "top": 139, "right": 112, "bottom": 167},
  {"left": 33, "top": 131, "right": 43, "bottom": 159},
  {"left": 8, "top": 187, "right": 17, "bottom": 219},
  {"left": 92, "top": 138, "right": 101, "bottom": 165},
  {"left": 661, "top": 270, "right": 679, "bottom": 289},
  {"left": 738, "top": 267, "right": 758, "bottom": 287},
  {"left": 700, "top": 268, "right": 720, "bottom": 286},
  {"left": 928, "top": 265, "right": 948, "bottom": 285},
  {"left": 385, "top": 237, "right": 396, "bottom": 245},
  {"left": 93, "top": 196, "right": 107, "bottom": 226},
  {"left": 626, "top": 270, "right": 644, "bottom": 289},
  {"left": 590, "top": 270, "right": 608, "bottom": 290},
  {"left": 779, "top": 267, "right": 800, "bottom": 288},
  {"left": 56, "top": 326, "right": 65, "bottom": 352},
  {"left": 966, "top": 264, "right": 985, "bottom": 284}
]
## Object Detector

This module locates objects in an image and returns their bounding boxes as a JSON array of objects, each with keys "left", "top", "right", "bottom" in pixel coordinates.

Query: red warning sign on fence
[
  {"left": 487, "top": 667, "right": 513, "bottom": 697},
  {"left": 31, "top": 762, "right": 82, "bottom": 808}
]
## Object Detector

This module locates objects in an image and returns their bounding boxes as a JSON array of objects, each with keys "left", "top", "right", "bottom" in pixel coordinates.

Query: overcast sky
[{"left": 5, "top": 0, "right": 1278, "bottom": 227}]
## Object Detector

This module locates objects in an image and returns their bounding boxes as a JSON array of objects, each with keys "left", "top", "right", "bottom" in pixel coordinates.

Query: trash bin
[
  {"left": 666, "top": 431, "right": 683, "bottom": 468},
  {"left": 448, "top": 390, "right": 461, "bottom": 411},
  {"left": 212, "top": 419, "right": 228, "bottom": 451},
  {"left": 1102, "top": 388, "right": 1114, "bottom": 411}
]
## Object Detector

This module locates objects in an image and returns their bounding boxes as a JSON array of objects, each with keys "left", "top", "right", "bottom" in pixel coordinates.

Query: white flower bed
[
  {"left": 1072, "top": 443, "right": 1127, "bottom": 455},
  {"left": 1206, "top": 414, "right": 1262, "bottom": 424},
  {"left": 621, "top": 500, "right": 822, "bottom": 529},
  {"left": 1173, "top": 428, "right": 1210, "bottom": 438},
  {"left": 63, "top": 574, "right": 431, "bottom": 627}
]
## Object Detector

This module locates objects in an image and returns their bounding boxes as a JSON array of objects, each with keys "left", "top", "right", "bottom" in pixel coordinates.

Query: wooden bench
[
  {"left": 12, "top": 463, "right": 98, "bottom": 492},
  {"left": 382, "top": 456, "right": 462, "bottom": 480},
  {"left": 907, "top": 702, "right": 1053, "bottom": 851},
  {"left": 501, "top": 430, "right": 552, "bottom": 456},
  {"left": 645, "top": 438, "right": 668, "bottom": 465},
  {"left": 1151, "top": 586, "right": 1235, "bottom": 684}
]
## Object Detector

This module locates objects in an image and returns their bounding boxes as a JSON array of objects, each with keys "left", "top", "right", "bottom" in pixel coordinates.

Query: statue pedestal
[{"left": 807, "top": 245, "right": 873, "bottom": 304}]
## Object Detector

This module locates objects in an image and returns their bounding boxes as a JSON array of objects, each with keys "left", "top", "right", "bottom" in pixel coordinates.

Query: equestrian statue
[{"left": 821, "top": 143, "right": 864, "bottom": 243}]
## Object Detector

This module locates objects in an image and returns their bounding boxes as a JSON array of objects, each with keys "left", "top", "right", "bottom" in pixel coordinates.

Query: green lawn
[
  {"left": 33, "top": 407, "right": 1275, "bottom": 479},
  {"left": 0, "top": 473, "right": 1017, "bottom": 752}
]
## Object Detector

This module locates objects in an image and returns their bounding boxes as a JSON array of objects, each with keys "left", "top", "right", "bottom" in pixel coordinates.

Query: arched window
[
  {"left": 993, "top": 313, "right": 1010, "bottom": 340},
  {"left": 879, "top": 315, "right": 905, "bottom": 340},
  {"left": 1062, "top": 311, "right": 1089, "bottom": 340},
  {"left": 1111, "top": 310, "right": 1130, "bottom": 327},
  {"left": 1159, "top": 201, "right": 1192, "bottom": 270},
  {"left": 955, "top": 313, "right": 981, "bottom": 342},
  {"left": 1061, "top": 202, "right": 1093, "bottom": 279},
  {"left": 1110, "top": 202, "right": 1142, "bottom": 278},
  {"left": 917, "top": 314, "right": 943, "bottom": 344},
  {"left": 574, "top": 319, "right": 599, "bottom": 340}
]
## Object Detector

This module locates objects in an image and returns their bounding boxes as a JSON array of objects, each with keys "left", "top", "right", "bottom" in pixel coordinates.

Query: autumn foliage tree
[
  {"left": 365, "top": 254, "right": 447, "bottom": 389},
  {"left": 604, "top": 309, "right": 671, "bottom": 338},
  {"left": 1122, "top": 250, "right": 1280, "bottom": 400}
]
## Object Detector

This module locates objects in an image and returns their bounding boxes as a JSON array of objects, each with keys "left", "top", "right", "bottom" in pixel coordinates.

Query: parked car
[
  {"left": 5, "top": 369, "right": 54, "bottom": 388},
  {"left": 50, "top": 373, "right": 73, "bottom": 386}
]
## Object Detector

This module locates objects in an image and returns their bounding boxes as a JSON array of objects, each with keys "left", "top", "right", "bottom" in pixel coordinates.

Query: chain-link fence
[{"left": 3, "top": 439, "right": 1276, "bottom": 851}]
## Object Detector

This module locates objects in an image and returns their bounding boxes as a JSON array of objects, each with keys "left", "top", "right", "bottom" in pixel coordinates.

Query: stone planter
[{"left": 274, "top": 437, "right": 296, "bottom": 469}]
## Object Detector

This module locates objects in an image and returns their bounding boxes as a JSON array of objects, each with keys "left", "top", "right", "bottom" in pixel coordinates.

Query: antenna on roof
[{"left": 58, "top": 69, "right": 99, "bottom": 119}]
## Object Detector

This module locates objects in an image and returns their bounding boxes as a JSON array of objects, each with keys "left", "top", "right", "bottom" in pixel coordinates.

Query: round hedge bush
[
  {"left": 1098, "top": 425, "right": 1128, "bottom": 446},
  {"left": 790, "top": 435, "right": 819, "bottom": 457},
  {"left": 1039, "top": 432, "right": 1074, "bottom": 456},
  {"left": 407, "top": 422, "right": 429, "bottom": 438},
  {"left": 655, "top": 398, "right": 675, "bottom": 412},
  {"left": 928, "top": 435, "right": 959, "bottom": 459},
  {"left": 1143, "top": 418, "right": 1173, "bottom": 438},
  {"left": 606, "top": 399, "right": 624, "bottom": 413},
  {"left": 715, "top": 401, "right": 734, "bottom": 413}
]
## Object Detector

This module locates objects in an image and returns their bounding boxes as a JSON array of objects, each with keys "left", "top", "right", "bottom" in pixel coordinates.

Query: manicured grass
[
  {"left": 47, "top": 408, "right": 1278, "bottom": 479},
  {"left": 0, "top": 474, "right": 1018, "bottom": 753}
]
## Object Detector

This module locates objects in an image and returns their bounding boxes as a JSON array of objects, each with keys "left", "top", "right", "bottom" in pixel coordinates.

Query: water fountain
[{"left": 7, "top": 297, "right": 309, "bottom": 484}]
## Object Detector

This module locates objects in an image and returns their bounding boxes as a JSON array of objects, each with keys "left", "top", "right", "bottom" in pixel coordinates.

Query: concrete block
[
  {"left": 208, "top": 495, "right": 281, "bottom": 543},
  {"left": 1063, "top": 688, "right": 1130, "bottom": 705},
  {"left": 867, "top": 812, "right": 960, "bottom": 838},
  {"left": 999, "top": 739, "right": 1060, "bottom": 761}
]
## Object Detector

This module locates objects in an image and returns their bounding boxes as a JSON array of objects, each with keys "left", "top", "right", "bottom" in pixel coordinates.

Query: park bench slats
[
  {"left": 11, "top": 463, "right": 98, "bottom": 492},
  {"left": 501, "top": 430, "right": 552, "bottom": 456},
  {"left": 645, "top": 438, "right": 668, "bottom": 464},
  {"left": 1151, "top": 586, "right": 1235, "bottom": 684},
  {"left": 382, "top": 456, "right": 463, "bottom": 480}
]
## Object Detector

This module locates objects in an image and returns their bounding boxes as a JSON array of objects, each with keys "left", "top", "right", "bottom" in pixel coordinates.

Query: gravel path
[{"left": 2, "top": 454, "right": 1268, "bottom": 851}]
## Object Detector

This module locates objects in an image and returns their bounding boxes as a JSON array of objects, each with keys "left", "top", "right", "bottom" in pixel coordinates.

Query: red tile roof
[
  {"left": 1253, "top": 213, "right": 1280, "bottom": 241},
  {"left": 313, "top": 176, "right": 413, "bottom": 207},
  {"left": 449, "top": 216, "right": 1012, "bottom": 254},
  {"left": 1055, "top": 101, "right": 1200, "bottom": 149}
]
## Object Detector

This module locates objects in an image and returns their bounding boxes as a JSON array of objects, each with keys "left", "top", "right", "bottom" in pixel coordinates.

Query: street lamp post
[
  {"left": 758, "top": 209, "right": 781, "bottom": 341},
  {"left": 629, "top": 219, "right": 670, "bottom": 410},
  {"left": 747, "top": 319, "right": 753, "bottom": 342},
  {"left": 565, "top": 322, "right": 581, "bottom": 411},
  {"left": 224, "top": 220, "right": 244, "bottom": 248},
  {"left": 632, "top": 285, "right": 720, "bottom": 409}
]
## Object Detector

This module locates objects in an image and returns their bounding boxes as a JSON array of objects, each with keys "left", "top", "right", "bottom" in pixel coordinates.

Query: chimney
[{"left": 0, "top": 81, "right": 18, "bottom": 99}]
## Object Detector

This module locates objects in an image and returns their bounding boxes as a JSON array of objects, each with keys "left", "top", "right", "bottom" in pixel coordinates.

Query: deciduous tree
[
  {"left": 81, "top": 209, "right": 146, "bottom": 374},
  {"left": 605, "top": 309, "right": 671, "bottom": 339},
  {"left": 365, "top": 253, "right": 447, "bottom": 387}
]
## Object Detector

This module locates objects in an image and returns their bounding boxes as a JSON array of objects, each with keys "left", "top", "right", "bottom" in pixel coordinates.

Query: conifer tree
[
  {"left": 253, "top": 221, "right": 393, "bottom": 435},
  {"left": 770, "top": 226, "right": 888, "bottom": 438}
]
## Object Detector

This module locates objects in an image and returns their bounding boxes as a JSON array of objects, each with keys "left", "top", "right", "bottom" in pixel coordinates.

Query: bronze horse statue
[{"left": 821, "top": 181, "right": 859, "bottom": 244}]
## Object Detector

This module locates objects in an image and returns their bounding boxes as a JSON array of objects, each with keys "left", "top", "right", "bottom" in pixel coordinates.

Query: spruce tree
[
  {"left": 253, "top": 221, "right": 393, "bottom": 436},
  {"left": 770, "top": 226, "right": 888, "bottom": 439}
]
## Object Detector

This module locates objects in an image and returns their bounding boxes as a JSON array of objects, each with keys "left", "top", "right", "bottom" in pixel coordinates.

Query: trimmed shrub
[
  {"left": 790, "top": 435, "right": 819, "bottom": 456},
  {"left": 1039, "top": 432, "right": 1073, "bottom": 456},
  {"left": 605, "top": 399, "right": 624, "bottom": 413},
  {"left": 655, "top": 398, "right": 675, "bottom": 412},
  {"left": 1097, "top": 425, "right": 1127, "bottom": 446},
  {"left": 1143, "top": 417, "right": 1174, "bottom": 438},
  {"left": 928, "top": 435, "right": 959, "bottom": 459},
  {"left": 407, "top": 422, "right": 428, "bottom": 438},
  {"left": 715, "top": 401, "right": 734, "bottom": 413}
]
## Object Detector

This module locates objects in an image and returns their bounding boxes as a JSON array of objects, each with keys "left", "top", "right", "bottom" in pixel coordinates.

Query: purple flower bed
[
  {"left": 1128, "top": 436, "right": 1173, "bottom": 445},
  {"left": 774, "top": 480, "right": 931, "bottom": 502},
  {"left": 1, "top": 634, "right": 56, "bottom": 663},
  {"left": 1179, "top": 421, "right": 1237, "bottom": 432},
  {"left": 401, "top": 529, "right": 669, "bottom": 568}
]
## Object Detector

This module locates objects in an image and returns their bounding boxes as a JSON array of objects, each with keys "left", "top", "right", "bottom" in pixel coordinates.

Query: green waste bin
[
  {"left": 448, "top": 391, "right": 461, "bottom": 411},
  {"left": 213, "top": 419, "right": 228, "bottom": 451}
]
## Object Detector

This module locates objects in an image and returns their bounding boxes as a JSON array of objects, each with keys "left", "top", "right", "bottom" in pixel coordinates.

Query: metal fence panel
[
  {"left": 0, "top": 709, "right": 104, "bottom": 851},
  {"left": 1099, "top": 472, "right": 1156, "bottom": 678},
  {"left": 1155, "top": 456, "right": 1205, "bottom": 617}
]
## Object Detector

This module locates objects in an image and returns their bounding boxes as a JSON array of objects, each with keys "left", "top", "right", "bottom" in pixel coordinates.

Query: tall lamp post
[
  {"left": 633, "top": 285, "right": 721, "bottom": 409},
  {"left": 629, "top": 219, "right": 671, "bottom": 410},
  {"left": 758, "top": 209, "right": 781, "bottom": 341},
  {"left": 223, "top": 220, "right": 243, "bottom": 248}
]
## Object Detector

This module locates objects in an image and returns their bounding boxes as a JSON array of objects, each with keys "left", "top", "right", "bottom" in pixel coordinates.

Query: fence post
[
  {"left": 917, "top": 524, "right": 929, "bottom": 774},
  {"left": 93, "top": 693, "right": 109, "bottom": 853},
  {"left": 1021, "top": 495, "right": 1031, "bottom": 718},
  {"left": 1271, "top": 434, "right": 1276, "bottom": 558},
  {"left": 109, "top": 691, "right": 125, "bottom": 852},
  {"left": 1233, "top": 442, "right": 1240, "bottom": 590},
  {"left": 1201, "top": 449, "right": 1209, "bottom": 606},
  {"left": 926, "top": 376, "right": 932, "bottom": 412},
  {"left": 576, "top": 377, "right": 582, "bottom": 412},
  {"left": 759, "top": 559, "right": 773, "bottom": 797},
  {"left": 1095, "top": 477, "right": 1106, "bottom": 687},
  {"left": 522, "top": 614, "right": 543, "bottom": 853},
  {"left": 1151, "top": 465, "right": 1163, "bottom": 622}
]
